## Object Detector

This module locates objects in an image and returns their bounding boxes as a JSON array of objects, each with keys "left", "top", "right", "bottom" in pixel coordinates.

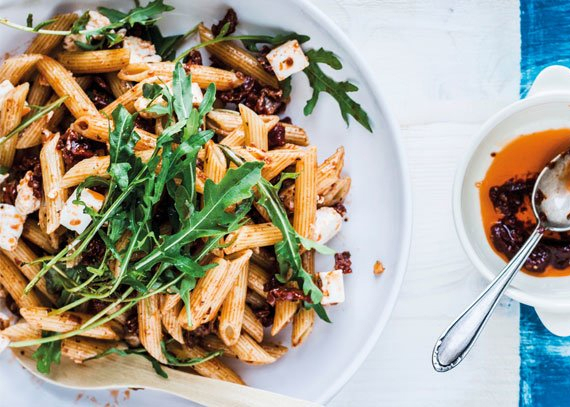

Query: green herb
[
  {"left": 303, "top": 48, "right": 372, "bottom": 132},
  {"left": 0, "top": 96, "right": 67, "bottom": 146},
  {"left": 87, "top": 347, "right": 168, "bottom": 378},
  {"left": 160, "top": 341, "right": 223, "bottom": 367},
  {"left": 32, "top": 333, "right": 61, "bottom": 374}
]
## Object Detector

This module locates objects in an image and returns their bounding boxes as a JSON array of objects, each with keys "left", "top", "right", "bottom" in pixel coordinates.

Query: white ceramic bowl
[
  {"left": 0, "top": 0, "right": 412, "bottom": 405},
  {"left": 454, "top": 65, "right": 570, "bottom": 336}
]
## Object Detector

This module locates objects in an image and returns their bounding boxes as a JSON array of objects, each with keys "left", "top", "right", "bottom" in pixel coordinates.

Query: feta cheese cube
[
  {"left": 15, "top": 171, "right": 40, "bottom": 216},
  {"left": 63, "top": 11, "right": 112, "bottom": 52},
  {"left": 314, "top": 207, "right": 343, "bottom": 245},
  {"left": 123, "top": 36, "right": 162, "bottom": 63},
  {"left": 266, "top": 40, "right": 310, "bottom": 81},
  {"left": 318, "top": 269, "right": 345, "bottom": 305},
  {"left": 60, "top": 188, "right": 105, "bottom": 234},
  {"left": 0, "top": 204, "right": 25, "bottom": 251}
]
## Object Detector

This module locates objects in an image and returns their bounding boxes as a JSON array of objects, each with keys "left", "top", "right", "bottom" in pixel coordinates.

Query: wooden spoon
[{"left": 13, "top": 349, "right": 321, "bottom": 407}]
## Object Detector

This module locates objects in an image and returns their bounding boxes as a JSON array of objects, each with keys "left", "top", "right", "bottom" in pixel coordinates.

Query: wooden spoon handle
[{"left": 139, "top": 365, "right": 322, "bottom": 407}]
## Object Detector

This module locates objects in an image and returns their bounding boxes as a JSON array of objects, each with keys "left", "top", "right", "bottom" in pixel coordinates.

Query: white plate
[{"left": 0, "top": 0, "right": 412, "bottom": 404}]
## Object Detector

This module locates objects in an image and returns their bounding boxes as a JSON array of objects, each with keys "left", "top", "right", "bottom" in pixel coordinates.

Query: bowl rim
[
  {"left": 290, "top": 0, "right": 413, "bottom": 403},
  {"left": 453, "top": 92, "right": 570, "bottom": 312}
]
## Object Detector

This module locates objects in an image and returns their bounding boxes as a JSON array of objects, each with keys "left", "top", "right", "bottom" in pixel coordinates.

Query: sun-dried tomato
[
  {"left": 211, "top": 8, "right": 238, "bottom": 37},
  {"left": 184, "top": 50, "right": 203, "bottom": 66},
  {"left": 134, "top": 115, "right": 155, "bottom": 134},
  {"left": 268, "top": 123, "right": 286, "bottom": 148},
  {"left": 218, "top": 74, "right": 285, "bottom": 115},
  {"left": 334, "top": 251, "right": 352, "bottom": 274},
  {"left": 80, "top": 237, "right": 106, "bottom": 266},
  {"left": 57, "top": 128, "right": 101, "bottom": 167},
  {"left": 333, "top": 203, "right": 347, "bottom": 217}
]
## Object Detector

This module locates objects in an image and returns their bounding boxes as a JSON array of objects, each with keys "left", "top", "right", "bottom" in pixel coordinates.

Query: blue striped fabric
[{"left": 520, "top": 1, "right": 570, "bottom": 406}]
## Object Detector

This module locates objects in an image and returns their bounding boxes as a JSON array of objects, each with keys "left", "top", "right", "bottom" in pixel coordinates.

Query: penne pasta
[
  {"left": 101, "top": 77, "right": 166, "bottom": 116},
  {"left": 247, "top": 262, "right": 270, "bottom": 299},
  {"left": 138, "top": 294, "right": 168, "bottom": 363},
  {"left": 27, "top": 74, "right": 52, "bottom": 106},
  {"left": 224, "top": 223, "right": 283, "bottom": 255},
  {"left": 20, "top": 307, "right": 123, "bottom": 340},
  {"left": 281, "top": 146, "right": 345, "bottom": 211},
  {"left": 245, "top": 290, "right": 267, "bottom": 310},
  {"left": 218, "top": 250, "right": 252, "bottom": 346},
  {"left": 203, "top": 140, "right": 227, "bottom": 184},
  {"left": 22, "top": 219, "right": 59, "bottom": 254},
  {"left": 261, "top": 150, "right": 303, "bottom": 181},
  {"left": 243, "top": 305, "right": 264, "bottom": 343},
  {"left": 250, "top": 248, "right": 276, "bottom": 270},
  {"left": 271, "top": 294, "right": 298, "bottom": 337},
  {"left": 57, "top": 49, "right": 131, "bottom": 74},
  {"left": 198, "top": 24, "right": 279, "bottom": 89},
  {"left": 261, "top": 342, "right": 289, "bottom": 360},
  {"left": 239, "top": 104, "right": 269, "bottom": 151},
  {"left": 0, "top": 252, "right": 41, "bottom": 308},
  {"left": 40, "top": 131, "right": 67, "bottom": 234},
  {"left": 0, "top": 321, "right": 41, "bottom": 342},
  {"left": 104, "top": 72, "right": 133, "bottom": 98},
  {"left": 168, "top": 342, "right": 245, "bottom": 384},
  {"left": 26, "top": 13, "right": 78, "bottom": 55},
  {"left": 73, "top": 115, "right": 157, "bottom": 150},
  {"left": 178, "top": 256, "right": 240, "bottom": 330},
  {"left": 0, "top": 54, "right": 42, "bottom": 84},
  {"left": 200, "top": 334, "right": 236, "bottom": 358},
  {"left": 321, "top": 177, "right": 351, "bottom": 207},
  {"left": 60, "top": 149, "right": 154, "bottom": 189},
  {"left": 0, "top": 83, "right": 29, "bottom": 166},
  {"left": 62, "top": 337, "right": 118, "bottom": 363},
  {"left": 119, "top": 62, "right": 244, "bottom": 90},
  {"left": 160, "top": 294, "right": 184, "bottom": 344},
  {"left": 36, "top": 56, "right": 99, "bottom": 118},
  {"left": 228, "top": 332, "right": 275, "bottom": 365},
  {"left": 293, "top": 146, "right": 317, "bottom": 240},
  {"left": 1, "top": 240, "right": 56, "bottom": 305}
]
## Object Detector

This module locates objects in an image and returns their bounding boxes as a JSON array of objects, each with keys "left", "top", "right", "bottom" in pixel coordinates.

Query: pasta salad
[{"left": 0, "top": 1, "right": 369, "bottom": 383}]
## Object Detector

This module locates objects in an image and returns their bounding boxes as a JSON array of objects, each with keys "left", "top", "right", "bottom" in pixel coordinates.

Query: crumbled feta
[
  {"left": 318, "top": 269, "right": 345, "bottom": 305},
  {"left": 266, "top": 40, "right": 310, "bottom": 81},
  {"left": 123, "top": 36, "right": 162, "bottom": 63},
  {"left": 0, "top": 204, "right": 25, "bottom": 251},
  {"left": 63, "top": 11, "right": 112, "bottom": 52},
  {"left": 15, "top": 171, "right": 40, "bottom": 216},
  {"left": 314, "top": 207, "right": 343, "bottom": 244},
  {"left": 60, "top": 188, "right": 105, "bottom": 234}
]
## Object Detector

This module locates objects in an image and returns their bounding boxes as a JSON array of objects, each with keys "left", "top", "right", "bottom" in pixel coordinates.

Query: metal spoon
[{"left": 432, "top": 149, "right": 570, "bottom": 372}]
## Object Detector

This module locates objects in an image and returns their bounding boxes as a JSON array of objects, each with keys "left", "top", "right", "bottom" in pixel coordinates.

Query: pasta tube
[{"left": 57, "top": 49, "right": 131, "bottom": 74}]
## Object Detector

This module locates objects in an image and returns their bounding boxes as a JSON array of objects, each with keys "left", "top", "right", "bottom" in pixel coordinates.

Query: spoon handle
[{"left": 432, "top": 226, "right": 543, "bottom": 372}]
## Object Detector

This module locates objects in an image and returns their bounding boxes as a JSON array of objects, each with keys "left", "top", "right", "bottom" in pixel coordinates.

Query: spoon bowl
[{"left": 533, "top": 149, "right": 570, "bottom": 231}]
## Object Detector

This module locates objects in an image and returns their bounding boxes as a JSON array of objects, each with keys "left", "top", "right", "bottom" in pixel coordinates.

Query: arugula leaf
[
  {"left": 108, "top": 105, "right": 139, "bottom": 189},
  {"left": 298, "top": 236, "right": 335, "bottom": 255},
  {"left": 172, "top": 62, "right": 193, "bottom": 121},
  {"left": 32, "top": 333, "right": 61, "bottom": 374},
  {"left": 303, "top": 49, "right": 372, "bottom": 132},
  {"left": 160, "top": 341, "right": 223, "bottom": 366},
  {"left": 147, "top": 25, "right": 184, "bottom": 60}
]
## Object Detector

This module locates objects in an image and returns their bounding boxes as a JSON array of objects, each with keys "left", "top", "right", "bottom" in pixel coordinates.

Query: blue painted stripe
[{"left": 520, "top": 1, "right": 570, "bottom": 406}]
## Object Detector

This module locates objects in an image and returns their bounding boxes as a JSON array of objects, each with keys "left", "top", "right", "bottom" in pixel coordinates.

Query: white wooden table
[{"left": 322, "top": 0, "right": 522, "bottom": 405}]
